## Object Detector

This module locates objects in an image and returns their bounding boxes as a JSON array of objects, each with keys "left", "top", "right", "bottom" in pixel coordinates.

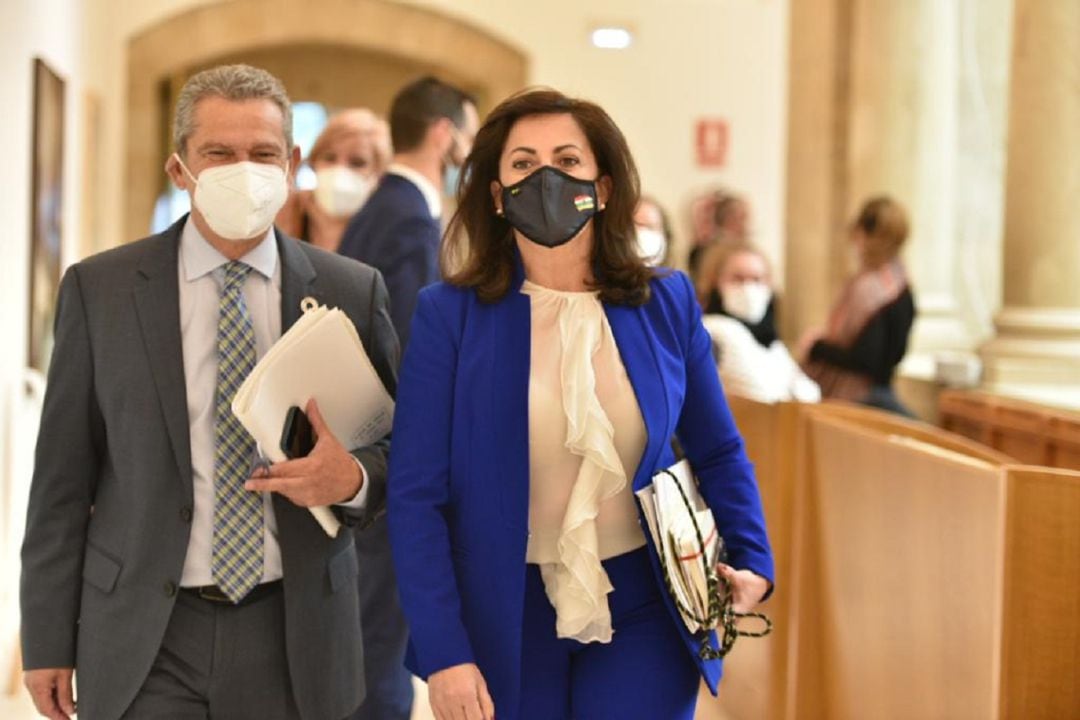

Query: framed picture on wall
[{"left": 28, "top": 57, "right": 65, "bottom": 373}]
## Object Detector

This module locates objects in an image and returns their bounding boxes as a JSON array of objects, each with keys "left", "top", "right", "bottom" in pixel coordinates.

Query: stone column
[
  {"left": 785, "top": 0, "right": 994, "bottom": 359},
  {"left": 980, "top": 0, "right": 1080, "bottom": 408},
  {"left": 847, "top": 0, "right": 981, "bottom": 364},
  {"left": 781, "top": 0, "right": 853, "bottom": 343}
]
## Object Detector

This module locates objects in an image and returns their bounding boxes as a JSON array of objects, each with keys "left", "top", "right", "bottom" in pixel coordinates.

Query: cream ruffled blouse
[{"left": 521, "top": 280, "right": 647, "bottom": 644}]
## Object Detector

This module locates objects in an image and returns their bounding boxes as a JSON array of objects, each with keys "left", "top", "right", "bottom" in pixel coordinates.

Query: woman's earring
[{"left": 495, "top": 207, "right": 504, "bottom": 216}]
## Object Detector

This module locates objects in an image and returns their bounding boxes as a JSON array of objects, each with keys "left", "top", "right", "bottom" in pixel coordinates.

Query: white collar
[
  {"left": 387, "top": 162, "right": 442, "bottom": 218},
  {"left": 180, "top": 217, "right": 279, "bottom": 282}
]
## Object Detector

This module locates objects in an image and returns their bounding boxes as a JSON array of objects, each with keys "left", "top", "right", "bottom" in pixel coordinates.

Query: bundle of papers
[
  {"left": 232, "top": 304, "right": 394, "bottom": 537},
  {"left": 636, "top": 459, "right": 723, "bottom": 633}
]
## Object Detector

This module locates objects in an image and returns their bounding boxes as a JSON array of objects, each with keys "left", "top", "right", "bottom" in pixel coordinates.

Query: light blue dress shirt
[{"left": 177, "top": 220, "right": 367, "bottom": 587}]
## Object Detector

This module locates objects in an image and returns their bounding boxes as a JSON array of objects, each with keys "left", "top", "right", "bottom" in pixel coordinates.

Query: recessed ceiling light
[{"left": 591, "top": 27, "right": 633, "bottom": 50}]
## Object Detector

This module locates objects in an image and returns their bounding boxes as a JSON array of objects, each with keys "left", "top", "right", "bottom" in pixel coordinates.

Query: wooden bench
[
  {"left": 940, "top": 390, "right": 1080, "bottom": 471},
  {"left": 702, "top": 398, "right": 1078, "bottom": 719}
]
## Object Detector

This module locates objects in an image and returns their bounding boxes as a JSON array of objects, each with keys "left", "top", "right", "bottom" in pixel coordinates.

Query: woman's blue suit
[{"left": 387, "top": 266, "right": 774, "bottom": 714}]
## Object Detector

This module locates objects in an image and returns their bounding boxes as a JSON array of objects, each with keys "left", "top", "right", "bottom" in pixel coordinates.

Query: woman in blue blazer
[{"left": 388, "top": 89, "right": 774, "bottom": 720}]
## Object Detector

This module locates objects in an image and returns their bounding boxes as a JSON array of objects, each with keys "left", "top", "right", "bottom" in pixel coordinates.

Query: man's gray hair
[{"left": 173, "top": 64, "right": 293, "bottom": 155}]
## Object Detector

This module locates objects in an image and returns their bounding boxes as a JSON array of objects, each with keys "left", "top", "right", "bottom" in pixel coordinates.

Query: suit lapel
[
  {"left": 132, "top": 222, "right": 193, "bottom": 486},
  {"left": 277, "top": 230, "right": 318, "bottom": 332},
  {"left": 273, "top": 232, "right": 319, "bottom": 534},
  {"left": 606, "top": 301, "right": 669, "bottom": 491},
  {"left": 492, "top": 263, "right": 532, "bottom": 529}
]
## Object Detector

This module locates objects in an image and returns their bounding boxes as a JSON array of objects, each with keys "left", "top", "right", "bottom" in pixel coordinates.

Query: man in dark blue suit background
[
  {"left": 340, "top": 76, "right": 477, "bottom": 350},
  {"left": 338, "top": 76, "right": 477, "bottom": 720}
]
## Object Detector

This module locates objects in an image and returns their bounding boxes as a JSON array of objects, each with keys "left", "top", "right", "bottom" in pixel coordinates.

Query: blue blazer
[
  {"left": 387, "top": 266, "right": 774, "bottom": 712},
  {"left": 338, "top": 173, "right": 441, "bottom": 349}
]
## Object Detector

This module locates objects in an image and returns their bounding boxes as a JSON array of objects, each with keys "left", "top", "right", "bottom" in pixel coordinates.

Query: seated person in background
[
  {"left": 276, "top": 108, "right": 391, "bottom": 251},
  {"left": 697, "top": 243, "right": 820, "bottom": 403},
  {"left": 687, "top": 189, "right": 751, "bottom": 279},
  {"left": 633, "top": 194, "right": 673, "bottom": 266},
  {"left": 798, "top": 195, "right": 916, "bottom": 416}
]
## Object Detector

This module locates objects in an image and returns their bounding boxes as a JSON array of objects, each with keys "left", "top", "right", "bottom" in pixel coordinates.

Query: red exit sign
[{"left": 696, "top": 118, "right": 729, "bottom": 168}]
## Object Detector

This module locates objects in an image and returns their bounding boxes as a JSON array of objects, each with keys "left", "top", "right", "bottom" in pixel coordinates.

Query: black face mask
[{"left": 500, "top": 166, "right": 599, "bottom": 248}]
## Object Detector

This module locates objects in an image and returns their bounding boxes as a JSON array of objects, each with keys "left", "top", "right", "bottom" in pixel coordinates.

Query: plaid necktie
[{"left": 211, "top": 261, "right": 263, "bottom": 603}]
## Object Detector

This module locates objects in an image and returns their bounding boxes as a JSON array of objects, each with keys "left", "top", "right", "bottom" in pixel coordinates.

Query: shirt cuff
[{"left": 335, "top": 456, "right": 369, "bottom": 509}]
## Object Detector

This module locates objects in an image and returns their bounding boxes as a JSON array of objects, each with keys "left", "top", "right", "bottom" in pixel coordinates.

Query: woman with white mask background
[
  {"left": 697, "top": 243, "right": 820, "bottom": 403},
  {"left": 632, "top": 195, "right": 672, "bottom": 266},
  {"left": 277, "top": 108, "right": 392, "bottom": 251}
]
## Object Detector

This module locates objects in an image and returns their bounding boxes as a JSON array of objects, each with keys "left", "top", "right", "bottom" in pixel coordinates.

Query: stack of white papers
[
  {"left": 636, "top": 459, "right": 723, "bottom": 633},
  {"left": 232, "top": 304, "right": 394, "bottom": 537}
]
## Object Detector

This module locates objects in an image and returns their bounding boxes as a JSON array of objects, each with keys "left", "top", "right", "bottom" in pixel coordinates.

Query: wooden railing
[
  {"left": 939, "top": 389, "right": 1080, "bottom": 471},
  {"left": 699, "top": 398, "right": 1080, "bottom": 720}
]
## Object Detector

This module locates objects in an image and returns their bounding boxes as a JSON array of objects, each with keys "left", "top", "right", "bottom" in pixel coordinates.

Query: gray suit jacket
[{"left": 20, "top": 218, "right": 399, "bottom": 720}]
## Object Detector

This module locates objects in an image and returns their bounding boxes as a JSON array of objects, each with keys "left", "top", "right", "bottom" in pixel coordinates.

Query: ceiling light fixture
[{"left": 591, "top": 27, "right": 633, "bottom": 50}]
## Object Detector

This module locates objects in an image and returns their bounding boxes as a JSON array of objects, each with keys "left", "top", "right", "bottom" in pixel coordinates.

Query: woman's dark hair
[{"left": 442, "top": 88, "right": 654, "bottom": 305}]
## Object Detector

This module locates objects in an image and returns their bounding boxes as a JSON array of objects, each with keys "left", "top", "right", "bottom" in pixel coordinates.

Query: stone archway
[{"left": 125, "top": 0, "right": 528, "bottom": 241}]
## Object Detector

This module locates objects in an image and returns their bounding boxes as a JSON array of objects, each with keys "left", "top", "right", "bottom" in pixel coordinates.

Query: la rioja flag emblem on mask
[{"left": 574, "top": 195, "right": 596, "bottom": 212}]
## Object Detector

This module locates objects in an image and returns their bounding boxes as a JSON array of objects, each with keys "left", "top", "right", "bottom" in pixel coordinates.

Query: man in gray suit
[{"left": 20, "top": 64, "right": 397, "bottom": 720}]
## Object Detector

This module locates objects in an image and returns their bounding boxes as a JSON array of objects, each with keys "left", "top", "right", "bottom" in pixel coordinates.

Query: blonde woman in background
[
  {"left": 799, "top": 196, "right": 916, "bottom": 416},
  {"left": 277, "top": 108, "right": 392, "bottom": 250},
  {"left": 697, "top": 243, "right": 820, "bottom": 403}
]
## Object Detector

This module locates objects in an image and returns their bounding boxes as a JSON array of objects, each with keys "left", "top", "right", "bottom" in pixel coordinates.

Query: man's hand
[
  {"left": 427, "top": 663, "right": 495, "bottom": 720},
  {"left": 245, "top": 399, "right": 363, "bottom": 506},
  {"left": 25, "top": 668, "right": 75, "bottom": 720},
  {"left": 718, "top": 564, "right": 771, "bottom": 614}
]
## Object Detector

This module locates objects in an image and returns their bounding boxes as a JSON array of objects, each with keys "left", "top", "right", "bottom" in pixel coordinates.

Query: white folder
[
  {"left": 636, "top": 459, "right": 722, "bottom": 633},
  {"left": 232, "top": 303, "right": 394, "bottom": 537}
]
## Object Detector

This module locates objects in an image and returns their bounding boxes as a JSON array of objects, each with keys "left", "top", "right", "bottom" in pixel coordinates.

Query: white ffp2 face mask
[
  {"left": 635, "top": 227, "right": 667, "bottom": 266},
  {"left": 313, "top": 166, "right": 373, "bottom": 217},
  {"left": 721, "top": 281, "right": 772, "bottom": 324},
  {"left": 176, "top": 154, "right": 289, "bottom": 241}
]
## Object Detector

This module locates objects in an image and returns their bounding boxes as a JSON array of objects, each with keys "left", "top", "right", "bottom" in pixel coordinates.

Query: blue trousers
[{"left": 516, "top": 547, "right": 699, "bottom": 720}]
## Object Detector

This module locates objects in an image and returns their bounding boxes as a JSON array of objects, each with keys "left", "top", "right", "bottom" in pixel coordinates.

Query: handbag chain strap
[{"left": 654, "top": 469, "right": 773, "bottom": 660}]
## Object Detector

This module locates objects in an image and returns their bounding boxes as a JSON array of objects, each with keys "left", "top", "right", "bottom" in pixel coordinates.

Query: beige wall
[
  {"left": 147, "top": 45, "right": 442, "bottom": 200},
  {"left": 82, "top": 0, "right": 790, "bottom": 278},
  {"left": 0, "top": 0, "right": 91, "bottom": 690},
  {"left": 121, "top": 1, "right": 528, "bottom": 238},
  {"left": 207, "top": 45, "right": 463, "bottom": 115},
  {"left": 0, "top": 0, "right": 87, "bottom": 381},
  {"left": 398, "top": 0, "right": 792, "bottom": 281}
]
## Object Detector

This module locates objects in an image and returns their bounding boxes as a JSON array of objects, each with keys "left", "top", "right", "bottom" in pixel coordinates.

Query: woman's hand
[
  {"left": 428, "top": 663, "right": 495, "bottom": 720},
  {"left": 718, "top": 564, "right": 771, "bottom": 614},
  {"left": 796, "top": 327, "right": 824, "bottom": 362}
]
